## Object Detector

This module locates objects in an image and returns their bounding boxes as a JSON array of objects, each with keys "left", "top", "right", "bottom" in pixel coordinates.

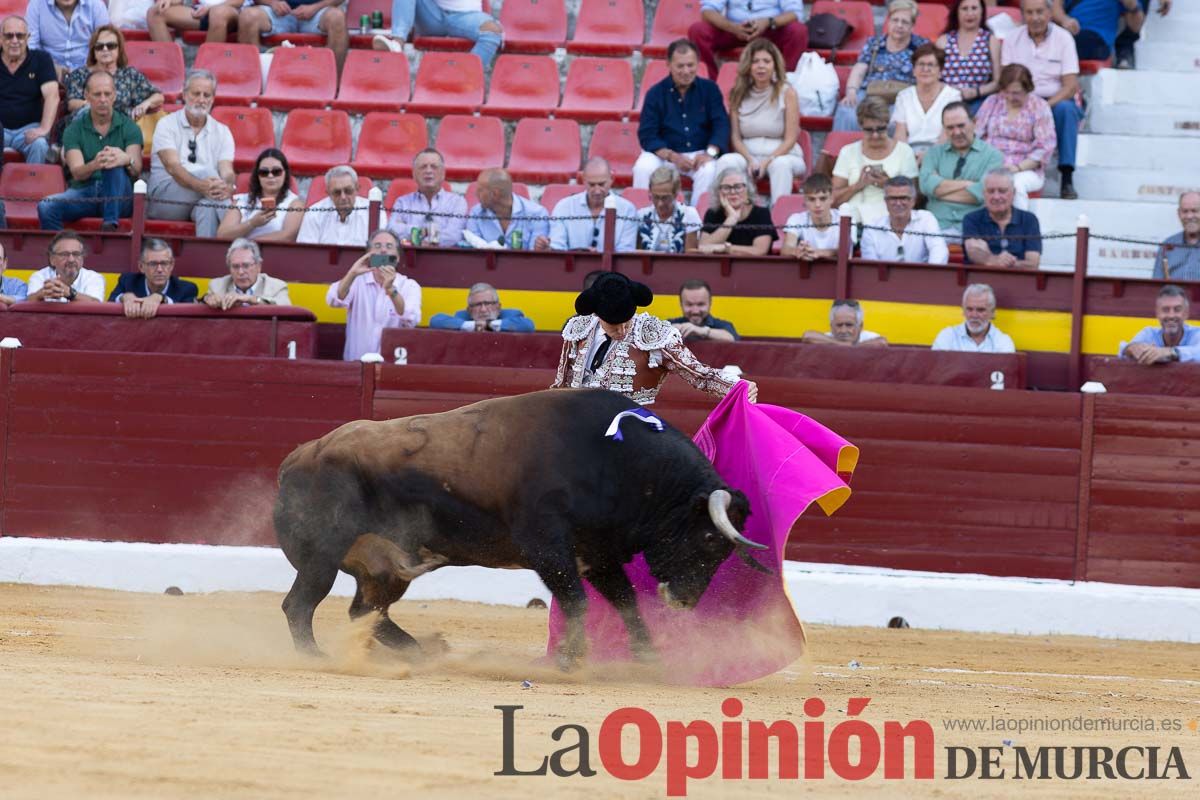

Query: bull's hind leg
[
  {"left": 349, "top": 577, "right": 421, "bottom": 654},
  {"left": 587, "top": 566, "right": 656, "bottom": 663},
  {"left": 283, "top": 561, "right": 340, "bottom": 656}
]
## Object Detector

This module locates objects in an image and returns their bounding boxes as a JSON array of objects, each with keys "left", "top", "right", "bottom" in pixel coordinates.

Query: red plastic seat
[
  {"left": 499, "top": 0, "right": 567, "bottom": 53},
  {"left": 770, "top": 194, "right": 807, "bottom": 229},
  {"left": 988, "top": 6, "right": 1022, "bottom": 24},
  {"left": 645, "top": 0, "right": 703, "bottom": 58},
  {"left": 124, "top": 41, "right": 185, "bottom": 103},
  {"left": 1, "top": 163, "right": 64, "bottom": 229},
  {"left": 716, "top": 60, "right": 737, "bottom": 100},
  {"left": 811, "top": 0, "right": 876, "bottom": 64},
  {"left": 464, "top": 180, "right": 531, "bottom": 208},
  {"left": 279, "top": 109, "right": 352, "bottom": 174},
  {"left": 821, "top": 131, "right": 864, "bottom": 159},
  {"left": 258, "top": 47, "right": 338, "bottom": 110},
  {"left": 904, "top": 4, "right": 950, "bottom": 41},
  {"left": 557, "top": 57, "right": 634, "bottom": 122},
  {"left": 434, "top": 114, "right": 505, "bottom": 180},
  {"left": 352, "top": 112, "right": 429, "bottom": 178},
  {"left": 407, "top": 52, "right": 484, "bottom": 115},
  {"left": 538, "top": 183, "right": 580, "bottom": 212},
  {"left": 567, "top": 0, "right": 645, "bottom": 56},
  {"left": 119, "top": 28, "right": 151, "bottom": 42},
  {"left": 210, "top": 106, "right": 276, "bottom": 172},
  {"left": 620, "top": 187, "right": 650, "bottom": 208},
  {"left": 306, "top": 173, "right": 375, "bottom": 206},
  {"left": 1079, "top": 57, "right": 1113, "bottom": 75},
  {"left": 193, "top": 43, "right": 262, "bottom": 106},
  {"left": 507, "top": 117, "right": 581, "bottom": 183},
  {"left": 332, "top": 49, "right": 410, "bottom": 113},
  {"left": 382, "top": 178, "right": 453, "bottom": 214},
  {"left": 483, "top": 54, "right": 560, "bottom": 118},
  {"left": 587, "top": 120, "right": 641, "bottom": 186}
]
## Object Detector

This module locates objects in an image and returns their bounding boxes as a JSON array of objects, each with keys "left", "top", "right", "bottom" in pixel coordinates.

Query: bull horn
[
  {"left": 708, "top": 489, "right": 767, "bottom": 550},
  {"left": 738, "top": 548, "right": 775, "bottom": 576}
]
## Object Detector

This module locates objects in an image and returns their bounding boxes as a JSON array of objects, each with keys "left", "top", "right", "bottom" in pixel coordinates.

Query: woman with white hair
[
  {"left": 697, "top": 167, "right": 777, "bottom": 256},
  {"left": 634, "top": 166, "right": 702, "bottom": 253},
  {"left": 834, "top": 0, "right": 930, "bottom": 132}
]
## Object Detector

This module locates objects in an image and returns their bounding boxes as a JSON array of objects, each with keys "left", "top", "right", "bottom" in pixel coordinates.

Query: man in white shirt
[
  {"left": 27, "top": 231, "right": 105, "bottom": 303},
  {"left": 298, "top": 165, "right": 386, "bottom": 247},
  {"left": 802, "top": 299, "right": 887, "bottom": 347},
  {"left": 550, "top": 158, "right": 638, "bottom": 253},
  {"left": 931, "top": 283, "right": 1016, "bottom": 353},
  {"left": 861, "top": 176, "right": 949, "bottom": 264},
  {"left": 146, "top": 69, "right": 236, "bottom": 237}
]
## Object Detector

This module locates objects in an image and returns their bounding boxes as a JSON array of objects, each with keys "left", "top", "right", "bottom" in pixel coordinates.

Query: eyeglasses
[
  {"left": 257, "top": 167, "right": 285, "bottom": 177},
  {"left": 94, "top": 41, "right": 120, "bottom": 51},
  {"left": 143, "top": 259, "right": 173, "bottom": 270},
  {"left": 2, "top": 32, "right": 28, "bottom": 40},
  {"left": 719, "top": 183, "right": 746, "bottom": 193},
  {"left": 51, "top": 250, "right": 84, "bottom": 260},
  {"left": 884, "top": 195, "right": 913, "bottom": 203},
  {"left": 187, "top": 139, "right": 197, "bottom": 164},
  {"left": 862, "top": 125, "right": 888, "bottom": 134},
  {"left": 468, "top": 299, "right": 500, "bottom": 309},
  {"left": 328, "top": 187, "right": 356, "bottom": 197},
  {"left": 650, "top": 193, "right": 676, "bottom": 203}
]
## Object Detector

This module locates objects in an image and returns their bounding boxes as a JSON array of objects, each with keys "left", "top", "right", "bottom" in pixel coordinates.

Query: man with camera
[{"left": 326, "top": 228, "right": 422, "bottom": 361}]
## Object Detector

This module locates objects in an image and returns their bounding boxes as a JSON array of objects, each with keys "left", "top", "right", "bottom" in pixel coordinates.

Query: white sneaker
[{"left": 373, "top": 34, "right": 403, "bottom": 53}]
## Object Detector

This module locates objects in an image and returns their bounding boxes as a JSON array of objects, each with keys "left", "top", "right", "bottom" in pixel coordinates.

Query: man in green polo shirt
[
  {"left": 918, "top": 102, "right": 1004, "bottom": 235},
  {"left": 38, "top": 70, "right": 142, "bottom": 231}
]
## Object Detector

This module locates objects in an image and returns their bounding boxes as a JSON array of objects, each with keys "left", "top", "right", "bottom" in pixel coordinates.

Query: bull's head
[{"left": 646, "top": 488, "right": 769, "bottom": 610}]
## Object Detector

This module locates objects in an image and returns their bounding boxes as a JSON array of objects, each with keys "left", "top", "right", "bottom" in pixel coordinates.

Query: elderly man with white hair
[
  {"left": 1152, "top": 191, "right": 1200, "bottom": 281},
  {"left": 931, "top": 283, "right": 1016, "bottom": 353},
  {"left": 203, "top": 238, "right": 291, "bottom": 309},
  {"left": 298, "top": 165, "right": 386, "bottom": 247},
  {"left": 802, "top": 299, "right": 888, "bottom": 347},
  {"left": 963, "top": 169, "right": 1043, "bottom": 269}
]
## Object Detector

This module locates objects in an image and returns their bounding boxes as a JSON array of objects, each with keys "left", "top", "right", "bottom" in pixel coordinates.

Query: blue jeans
[
  {"left": 390, "top": 0, "right": 501, "bottom": 66},
  {"left": 1050, "top": 99, "right": 1082, "bottom": 169},
  {"left": 3, "top": 122, "right": 50, "bottom": 164},
  {"left": 38, "top": 168, "right": 134, "bottom": 230},
  {"left": 832, "top": 89, "right": 867, "bottom": 132}
]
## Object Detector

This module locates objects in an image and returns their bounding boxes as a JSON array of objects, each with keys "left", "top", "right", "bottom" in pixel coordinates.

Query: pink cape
[{"left": 546, "top": 382, "right": 859, "bottom": 686}]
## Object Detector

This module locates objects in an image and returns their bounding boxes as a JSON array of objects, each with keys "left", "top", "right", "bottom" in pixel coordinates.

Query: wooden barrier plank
[
  {"left": 1093, "top": 393, "right": 1200, "bottom": 422},
  {"left": 1088, "top": 504, "right": 1200, "bottom": 533},
  {"left": 851, "top": 440, "right": 1080, "bottom": 476},
  {"left": 1085, "top": 530, "right": 1200, "bottom": 562},
  {"left": 790, "top": 518, "right": 1077, "bottom": 556},
  {"left": 822, "top": 491, "right": 1077, "bottom": 529},
  {"left": 797, "top": 409, "right": 1083, "bottom": 449},
  {"left": 1085, "top": 558, "right": 1199, "bottom": 589},
  {"left": 1092, "top": 434, "right": 1200, "bottom": 458},
  {"left": 6, "top": 412, "right": 345, "bottom": 443},
  {"left": 850, "top": 468, "right": 1078, "bottom": 502},
  {"left": 1092, "top": 416, "right": 1200, "bottom": 440},
  {"left": 1089, "top": 479, "right": 1200, "bottom": 509},
  {"left": 1090, "top": 453, "right": 1200, "bottom": 484}
]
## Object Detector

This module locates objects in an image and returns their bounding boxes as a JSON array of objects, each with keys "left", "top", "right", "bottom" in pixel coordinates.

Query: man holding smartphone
[{"left": 327, "top": 228, "right": 422, "bottom": 360}]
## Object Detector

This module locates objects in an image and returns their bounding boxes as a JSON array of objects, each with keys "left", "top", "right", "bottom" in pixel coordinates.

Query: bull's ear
[
  {"left": 730, "top": 488, "right": 751, "bottom": 521},
  {"left": 691, "top": 492, "right": 710, "bottom": 513}
]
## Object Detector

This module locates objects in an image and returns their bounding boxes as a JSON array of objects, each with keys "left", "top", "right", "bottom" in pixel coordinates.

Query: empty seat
[
  {"left": 911, "top": 3, "right": 950, "bottom": 41},
  {"left": 464, "top": 180, "right": 531, "bottom": 208},
  {"left": 210, "top": 106, "right": 276, "bottom": 172},
  {"left": 193, "top": 43, "right": 262, "bottom": 106},
  {"left": 124, "top": 41, "right": 185, "bottom": 103},
  {"left": 557, "top": 57, "right": 634, "bottom": 122},
  {"left": 305, "top": 173, "right": 375, "bottom": 206},
  {"left": 645, "top": 0, "right": 703, "bottom": 58},
  {"left": 407, "top": 52, "right": 485, "bottom": 115},
  {"left": 507, "top": 117, "right": 581, "bottom": 183},
  {"left": 332, "top": 50, "right": 410, "bottom": 113},
  {"left": 587, "top": 120, "right": 641, "bottom": 186},
  {"left": 258, "top": 47, "right": 338, "bottom": 110},
  {"left": 539, "top": 183, "right": 580, "bottom": 211},
  {"left": 484, "top": 54, "right": 560, "bottom": 118},
  {"left": 620, "top": 187, "right": 651, "bottom": 208},
  {"left": 811, "top": 0, "right": 875, "bottom": 64},
  {"left": 1, "top": 163, "right": 64, "bottom": 229},
  {"left": 499, "top": 0, "right": 567, "bottom": 53},
  {"left": 567, "top": 0, "right": 645, "bottom": 56},
  {"left": 771, "top": 194, "right": 807, "bottom": 230},
  {"left": 434, "top": 115, "right": 505, "bottom": 180},
  {"left": 279, "top": 109, "right": 352, "bottom": 174},
  {"left": 821, "top": 131, "right": 864, "bottom": 159},
  {"left": 716, "top": 61, "right": 737, "bottom": 100},
  {"left": 353, "top": 113, "right": 430, "bottom": 178}
]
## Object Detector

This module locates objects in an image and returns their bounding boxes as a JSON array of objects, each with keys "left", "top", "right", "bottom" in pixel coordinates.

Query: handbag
[
  {"left": 863, "top": 38, "right": 913, "bottom": 105},
  {"left": 807, "top": 13, "right": 851, "bottom": 50},
  {"left": 136, "top": 107, "right": 169, "bottom": 147}
]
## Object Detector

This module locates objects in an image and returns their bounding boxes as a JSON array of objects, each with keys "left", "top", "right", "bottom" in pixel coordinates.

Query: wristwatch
[
  {"left": 68, "top": 287, "right": 77, "bottom": 301},
  {"left": 388, "top": 286, "right": 400, "bottom": 298},
  {"left": 1172, "top": 347, "right": 1181, "bottom": 361},
  {"left": 768, "top": 17, "right": 777, "bottom": 29},
  {"left": 706, "top": 144, "right": 720, "bottom": 158}
]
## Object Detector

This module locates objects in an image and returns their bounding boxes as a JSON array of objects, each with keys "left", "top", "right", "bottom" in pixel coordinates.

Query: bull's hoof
[
  {"left": 555, "top": 650, "right": 583, "bottom": 673},
  {"left": 631, "top": 644, "right": 659, "bottom": 665}
]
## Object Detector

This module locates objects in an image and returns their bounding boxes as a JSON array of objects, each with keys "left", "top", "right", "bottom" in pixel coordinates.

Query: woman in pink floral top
[{"left": 972, "top": 63, "right": 1056, "bottom": 210}]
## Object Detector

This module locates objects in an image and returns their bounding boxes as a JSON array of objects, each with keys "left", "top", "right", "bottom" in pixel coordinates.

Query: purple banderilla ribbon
[{"left": 604, "top": 408, "right": 665, "bottom": 441}]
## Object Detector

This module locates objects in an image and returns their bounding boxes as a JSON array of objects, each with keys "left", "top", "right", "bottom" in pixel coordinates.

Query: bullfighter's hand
[{"left": 744, "top": 380, "right": 758, "bottom": 403}]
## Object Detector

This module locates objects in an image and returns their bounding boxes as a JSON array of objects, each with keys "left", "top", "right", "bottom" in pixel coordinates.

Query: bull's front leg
[
  {"left": 530, "top": 558, "right": 589, "bottom": 672},
  {"left": 586, "top": 565, "right": 656, "bottom": 663}
]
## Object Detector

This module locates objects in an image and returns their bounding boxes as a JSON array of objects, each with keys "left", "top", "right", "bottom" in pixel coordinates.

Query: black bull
[{"left": 274, "top": 389, "right": 765, "bottom": 668}]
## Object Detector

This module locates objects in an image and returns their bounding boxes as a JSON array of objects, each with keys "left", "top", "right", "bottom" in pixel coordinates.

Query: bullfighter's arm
[{"left": 658, "top": 333, "right": 736, "bottom": 398}]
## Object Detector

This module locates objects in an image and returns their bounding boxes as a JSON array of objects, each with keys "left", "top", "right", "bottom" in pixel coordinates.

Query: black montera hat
[{"left": 574, "top": 273, "right": 654, "bottom": 325}]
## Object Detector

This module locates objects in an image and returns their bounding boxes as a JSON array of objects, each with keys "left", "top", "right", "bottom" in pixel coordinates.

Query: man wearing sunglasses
[
  {"left": 146, "top": 68, "right": 236, "bottom": 237},
  {"left": 918, "top": 101, "right": 1003, "bottom": 235},
  {"left": 548, "top": 158, "right": 638, "bottom": 253},
  {"left": 27, "top": 0, "right": 110, "bottom": 74},
  {"left": 0, "top": 16, "right": 57, "bottom": 164}
]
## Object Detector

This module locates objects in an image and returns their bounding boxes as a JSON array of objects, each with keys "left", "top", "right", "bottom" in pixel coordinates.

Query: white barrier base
[{"left": 1, "top": 537, "right": 1197, "bottom": 643}]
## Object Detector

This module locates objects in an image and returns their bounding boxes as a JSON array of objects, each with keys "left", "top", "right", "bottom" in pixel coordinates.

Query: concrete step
[
  {"left": 1141, "top": 11, "right": 1200, "bottom": 43},
  {"left": 1028, "top": 198, "right": 1178, "bottom": 276},
  {"left": 1134, "top": 41, "right": 1200, "bottom": 72},
  {"left": 1072, "top": 166, "right": 1200, "bottom": 203},
  {"left": 1091, "top": 68, "right": 1200, "bottom": 107},
  {"left": 1076, "top": 134, "right": 1200, "bottom": 170},
  {"left": 1088, "top": 103, "right": 1200, "bottom": 137}
]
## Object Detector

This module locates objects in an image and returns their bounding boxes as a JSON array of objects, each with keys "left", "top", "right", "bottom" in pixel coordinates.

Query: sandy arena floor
[{"left": 0, "top": 582, "right": 1197, "bottom": 798}]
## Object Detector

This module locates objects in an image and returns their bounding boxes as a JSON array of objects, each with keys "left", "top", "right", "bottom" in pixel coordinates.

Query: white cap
[
  {"left": 0, "top": 337, "right": 22, "bottom": 349},
  {"left": 1079, "top": 381, "right": 1107, "bottom": 394},
  {"left": 604, "top": 194, "right": 617, "bottom": 209},
  {"left": 368, "top": 185, "right": 383, "bottom": 203},
  {"left": 359, "top": 352, "right": 385, "bottom": 363}
]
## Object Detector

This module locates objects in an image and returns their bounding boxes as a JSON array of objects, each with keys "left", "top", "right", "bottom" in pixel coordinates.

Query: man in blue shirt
[
  {"left": 238, "top": 0, "right": 349, "bottom": 74},
  {"left": 963, "top": 169, "right": 1043, "bottom": 269},
  {"left": 0, "top": 241, "right": 28, "bottom": 306},
  {"left": 26, "top": 0, "right": 108, "bottom": 73},
  {"left": 1120, "top": 284, "right": 1200, "bottom": 364},
  {"left": 634, "top": 39, "right": 730, "bottom": 206},
  {"left": 429, "top": 283, "right": 536, "bottom": 332},
  {"left": 1152, "top": 191, "right": 1200, "bottom": 281},
  {"left": 689, "top": 0, "right": 808, "bottom": 79},
  {"left": 465, "top": 168, "right": 551, "bottom": 251},
  {"left": 549, "top": 158, "right": 638, "bottom": 253},
  {"left": 1054, "top": 0, "right": 1145, "bottom": 61}
]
